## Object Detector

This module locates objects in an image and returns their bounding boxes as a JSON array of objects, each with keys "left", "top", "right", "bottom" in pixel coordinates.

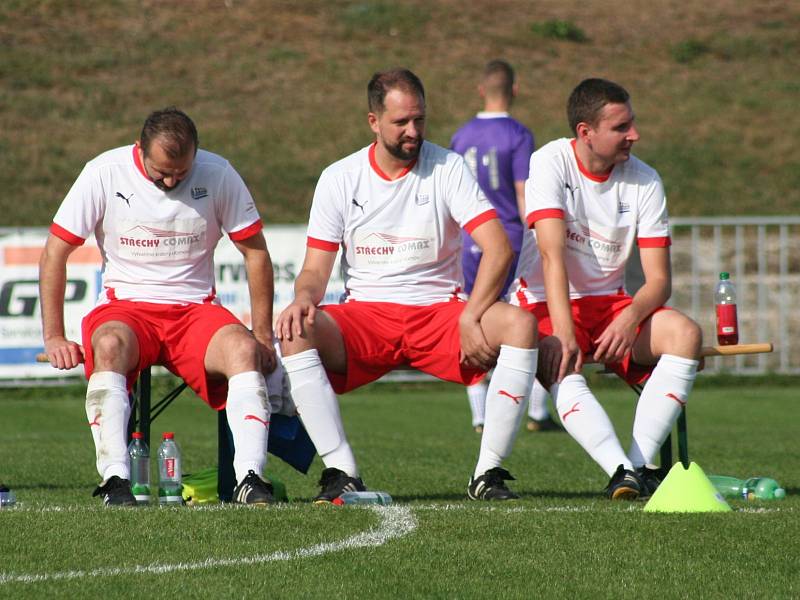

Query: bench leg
[
  {"left": 677, "top": 408, "right": 689, "bottom": 468},
  {"left": 217, "top": 410, "right": 236, "bottom": 502}
]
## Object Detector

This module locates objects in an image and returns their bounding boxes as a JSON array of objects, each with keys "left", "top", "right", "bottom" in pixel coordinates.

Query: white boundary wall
[
  {"left": 2, "top": 217, "right": 797, "bottom": 382},
  {"left": 665, "top": 216, "right": 800, "bottom": 374}
]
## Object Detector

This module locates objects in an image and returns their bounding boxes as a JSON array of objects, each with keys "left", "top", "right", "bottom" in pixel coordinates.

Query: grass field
[
  {"left": 1, "top": 376, "right": 797, "bottom": 598},
  {"left": 2, "top": 1, "right": 799, "bottom": 225}
]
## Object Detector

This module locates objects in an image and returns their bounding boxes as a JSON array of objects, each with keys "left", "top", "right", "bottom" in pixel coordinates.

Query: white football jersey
[
  {"left": 52, "top": 144, "right": 262, "bottom": 305},
  {"left": 510, "top": 138, "right": 670, "bottom": 304},
  {"left": 307, "top": 141, "right": 495, "bottom": 304}
]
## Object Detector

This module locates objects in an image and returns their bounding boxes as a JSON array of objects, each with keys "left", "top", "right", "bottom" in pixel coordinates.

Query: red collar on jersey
[
  {"left": 132, "top": 144, "right": 153, "bottom": 181},
  {"left": 571, "top": 139, "right": 612, "bottom": 183},
  {"left": 369, "top": 142, "right": 417, "bottom": 181}
]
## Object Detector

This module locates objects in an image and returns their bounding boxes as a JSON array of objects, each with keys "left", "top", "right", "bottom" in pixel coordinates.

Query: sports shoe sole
[{"left": 609, "top": 485, "right": 640, "bottom": 501}]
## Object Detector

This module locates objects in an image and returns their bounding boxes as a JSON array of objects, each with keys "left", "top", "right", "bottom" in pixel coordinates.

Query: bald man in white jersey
[
  {"left": 277, "top": 69, "right": 539, "bottom": 502},
  {"left": 510, "top": 78, "right": 702, "bottom": 500},
  {"left": 40, "top": 108, "right": 277, "bottom": 506}
]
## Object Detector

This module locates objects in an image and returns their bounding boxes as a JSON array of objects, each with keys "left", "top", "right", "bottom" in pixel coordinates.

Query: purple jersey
[{"left": 451, "top": 112, "right": 535, "bottom": 294}]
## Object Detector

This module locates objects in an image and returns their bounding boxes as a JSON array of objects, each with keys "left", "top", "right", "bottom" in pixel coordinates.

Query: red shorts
[
  {"left": 81, "top": 301, "right": 243, "bottom": 409},
  {"left": 522, "top": 294, "right": 667, "bottom": 386},
  {"left": 320, "top": 301, "right": 485, "bottom": 394}
]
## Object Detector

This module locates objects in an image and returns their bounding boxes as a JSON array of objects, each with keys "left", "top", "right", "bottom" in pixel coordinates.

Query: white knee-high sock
[
  {"left": 527, "top": 378, "right": 550, "bottom": 421},
  {"left": 86, "top": 371, "right": 131, "bottom": 482},
  {"left": 466, "top": 380, "right": 488, "bottom": 427},
  {"left": 225, "top": 371, "right": 269, "bottom": 483},
  {"left": 282, "top": 349, "right": 358, "bottom": 477},
  {"left": 628, "top": 354, "right": 699, "bottom": 467},
  {"left": 474, "top": 345, "right": 536, "bottom": 477},
  {"left": 552, "top": 374, "right": 630, "bottom": 476}
]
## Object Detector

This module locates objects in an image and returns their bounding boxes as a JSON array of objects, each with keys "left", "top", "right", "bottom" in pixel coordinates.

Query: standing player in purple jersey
[{"left": 451, "top": 60, "right": 559, "bottom": 434}]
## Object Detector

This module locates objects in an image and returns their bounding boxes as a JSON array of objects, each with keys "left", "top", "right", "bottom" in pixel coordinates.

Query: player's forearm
[
  {"left": 244, "top": 252, "right": 275, "bottom": 341},
  {"left": 292, "top": 269, "right": 328, "bottom": 307},
  {"left": 464, "top": 244, "right": 511, "bottom": 320},
  {"left": 38, "top": 249, "right": 68, "bottom": 341},
  {"left": 540, "top": 252, "right": 574, "bottom": 336},
  {"left": 626, "top": 276, "right": 671, "bottom": 325}
]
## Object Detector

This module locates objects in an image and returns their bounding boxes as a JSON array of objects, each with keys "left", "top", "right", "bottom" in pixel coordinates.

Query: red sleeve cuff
[
  {"left": 637, "top": 236, "right": 671, "bottom": 248},
  {"left": 526, "top": 208, "right": 564, "bottom": 229},
  {"left": 307, "top": 237, "right": 340, "bottom": 252},
  {"left": 229, "top": 219, "right": 263, "bottom": 242},
  {"left": 50, "top": 223, "right": 85, "bottom": 246},
  {"left": 464, "top": 209, "right": 498, "bottom": 234}
]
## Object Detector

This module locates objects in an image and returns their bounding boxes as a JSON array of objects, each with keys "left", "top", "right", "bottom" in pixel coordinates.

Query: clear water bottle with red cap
[
  {"left": 157, "top": 432, "right": 183, "bottom": 505},
  {"left": 128, "top": 431, "right": 151, "bottom": 505},
  {"left": 714, "top": 272, "right": 739, "bottom": 345}
]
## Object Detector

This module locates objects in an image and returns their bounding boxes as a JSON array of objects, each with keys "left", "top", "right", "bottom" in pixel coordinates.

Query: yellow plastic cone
[{"left": 644, "top": 461, "right": 732, "bottom": 513}]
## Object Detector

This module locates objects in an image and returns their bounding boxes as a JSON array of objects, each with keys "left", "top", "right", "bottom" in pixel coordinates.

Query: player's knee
[
  {"left": 683, "top": 318, "right": 703, "bottom": 355},
  {"left": 503, "top": 306, "right": 537, "bottom": 348},
  {"left": 92, "top": 330, "right": 130, "bottom": 365},
  {"left": 224, "top": 329, "right": 260, "bottom": 364},
  {"left": 665, "top": 314, "right": 702, "bottom": 358}
]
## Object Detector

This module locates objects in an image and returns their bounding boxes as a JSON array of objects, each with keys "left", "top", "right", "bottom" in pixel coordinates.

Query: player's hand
[
  {"left": 44, "top": 337, "right": 84, "bottom": 370},
  {"left": 458, "top": 313, "right": 498, "bottom": 371},
  {"left": 544, "top": 329, "right": 582, "bottom": 384},
  {"left": 253, "top": 334, "right": 278, "bottom": 375},
  {"left": 592, "top": 310, "right": 638, "bottom": 365},
  {"left": 275, "top": 296, "right": 317, "bottom": 342}
]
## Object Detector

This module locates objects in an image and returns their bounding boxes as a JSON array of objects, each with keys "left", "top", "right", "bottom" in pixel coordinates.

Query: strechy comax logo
[
  {"left": 119, "top": 225, "right": 201, "bottom": 248},
  {"left": 354, "top": 232, "right": 431, "bottom": 256}
]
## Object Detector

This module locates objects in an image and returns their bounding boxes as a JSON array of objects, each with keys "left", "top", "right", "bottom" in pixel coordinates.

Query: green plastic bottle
[{"left": 709, "top": 475, "right": 786, "bottom": 500}]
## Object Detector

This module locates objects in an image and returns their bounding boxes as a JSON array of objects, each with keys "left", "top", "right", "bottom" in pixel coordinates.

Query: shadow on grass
[
  {"left": 10, "top": 481, "right": 95, "bottom": 491},
  {"left": 391, "top": 489, "right": 602, "bottom": 502}
]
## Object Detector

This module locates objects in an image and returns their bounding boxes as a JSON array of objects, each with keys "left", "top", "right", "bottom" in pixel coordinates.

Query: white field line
[
  {"left": 5, "top": 502, "right": 790, "bottom": 515},
  {"left": 0, "top": 505, "right": 416, "bottom": 586}
]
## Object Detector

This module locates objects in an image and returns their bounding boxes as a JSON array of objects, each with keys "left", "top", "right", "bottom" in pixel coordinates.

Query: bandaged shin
[{"left": 86, "top": 371, "right": 131, "bottom": 481}]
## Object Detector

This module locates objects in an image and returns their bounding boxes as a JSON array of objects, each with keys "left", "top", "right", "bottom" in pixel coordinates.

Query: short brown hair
[
  {"left": 140, "top": 107, "right": 198, "bottom": 158},
  {"left": 567, "top": 78, "right": 630, "bottom": 135},
  {"left": 367, "top": 68, "right": 425, "bottom": 114},
  {"left": 482, "top": 59, "right": 515, "bottom": 100}
]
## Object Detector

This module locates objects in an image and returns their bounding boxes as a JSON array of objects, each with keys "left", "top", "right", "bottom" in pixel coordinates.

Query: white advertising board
[{"left": 0, "top": 226, "right": 343, "bottom": 380}]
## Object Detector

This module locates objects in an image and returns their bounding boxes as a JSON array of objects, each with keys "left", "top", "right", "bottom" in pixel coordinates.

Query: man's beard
[
  {"left": 154, "top": 178, "right": 182, "bottom": 192},
  {"left": 384, "top": 136, "right": 422, "bottom": 161}
]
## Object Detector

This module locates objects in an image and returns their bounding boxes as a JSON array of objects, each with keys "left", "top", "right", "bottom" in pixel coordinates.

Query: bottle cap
[
  {"left": 162, "top": 432, "right": 174, "bottom": 439},
  {"left": 132, "top": 432, "right": 143, "bottom": 439},
  {"left": 719, "top": 272, "right": 730, "bottom": 280},
  {"left": 774, "top": 488, "right": 786, "bottom": 499}
]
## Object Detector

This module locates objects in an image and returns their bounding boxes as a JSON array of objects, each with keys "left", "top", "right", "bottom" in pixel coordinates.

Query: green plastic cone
[{"left": 644, "top": 461, "right": 732, "bottom": 513}]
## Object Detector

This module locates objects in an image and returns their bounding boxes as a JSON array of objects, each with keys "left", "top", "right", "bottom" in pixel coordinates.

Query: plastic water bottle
[
  {"left": 714, "top": 272, "right": 739, "bottom": 345},
  {"left": 157, "top": 432, "right": 183, "bottom": 505},
  {"left": 128, "top": 432, "right": 150, "bottom": 505},
  {"left": 332, "top": 491, "right": 393, "bottom": 506},
  {"left": 708, "top": 475, "right": 786, "bottom": 500},
  {"left": 0, "top": 483, "right": 15, "bottom": 508}
]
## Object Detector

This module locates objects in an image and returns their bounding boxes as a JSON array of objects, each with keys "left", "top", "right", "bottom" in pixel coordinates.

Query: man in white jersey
[
  {"left": 40, "top": 108, "right": 277, "bottom": 506},
  {"left": 276, "top": 69, "right": 538, "bottom": 502},
  {"left": 510, "top": 78, "right": 702, "bottom": 500}
]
